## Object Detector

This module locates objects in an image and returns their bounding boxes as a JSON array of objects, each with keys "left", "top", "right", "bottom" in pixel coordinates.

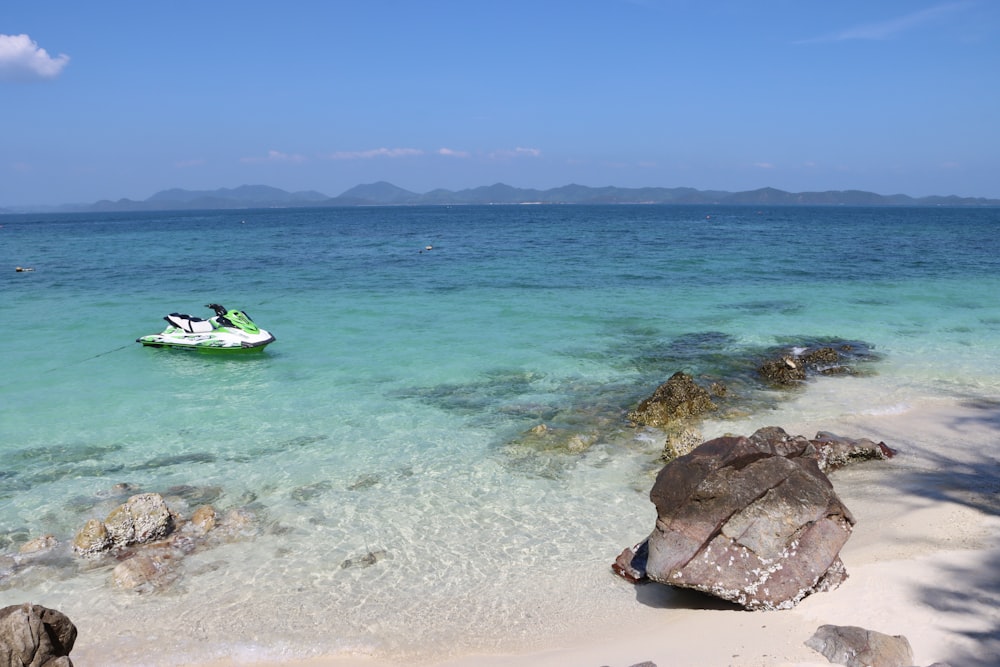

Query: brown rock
[
  {"left": 188, "top": 505, "right": 217, "bottom": 534},
  {"left": 641, "top": 427, "right": 855, "bottom": 609},
  {"left": 805, "top": 624, "right": 914, "bottom": 667},
  {"left": 0, "top": 602, "right": 77, "bottom": 666},
  {"left": 612, "top": 541, "right": 649, "bottom": 583}
]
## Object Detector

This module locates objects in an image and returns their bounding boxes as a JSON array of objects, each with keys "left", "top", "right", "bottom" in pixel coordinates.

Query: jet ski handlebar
[{"left": 206, "top": 303, "right": 228, "bottom": 317}]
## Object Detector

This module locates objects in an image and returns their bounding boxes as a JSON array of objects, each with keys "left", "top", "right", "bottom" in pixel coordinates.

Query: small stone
[
  {"left": 219, "top": 508, "right": 256, "bottom": 538},
  {"left": 341, "top": 549, "right": 387, "bottom": 569},
  {"left": 19, "top": 534, "right": 57, "bottom": 555},
  {"left": 112, "top": 554, "right": 166, "bottom": 591},
  {"left": 189, "top": 505, "right": 217, "bottom": 534}
]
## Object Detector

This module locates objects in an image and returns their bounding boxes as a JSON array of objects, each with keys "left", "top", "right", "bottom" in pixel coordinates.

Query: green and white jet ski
[{"left": 136, "top": 303, "right": 275, "bottom": 352}]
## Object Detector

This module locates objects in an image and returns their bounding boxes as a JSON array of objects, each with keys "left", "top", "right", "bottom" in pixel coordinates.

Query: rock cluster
[
  {"left": 614, "top": 427, "right": 894, "bottom": 610},
  {"left": 0, "top": 603, "right": 76, "bottom": 666},
  {"left": 758, "top": 345, "right": 865, "bottom": 386},
  {"left": 62, "top": 490, "right": 255, "bottom": 592}
]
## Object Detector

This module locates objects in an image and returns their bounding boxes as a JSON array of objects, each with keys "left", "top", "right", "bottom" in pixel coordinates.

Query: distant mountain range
[{"left": 5, "top": 182, "right": 1000, "bottom": 214}]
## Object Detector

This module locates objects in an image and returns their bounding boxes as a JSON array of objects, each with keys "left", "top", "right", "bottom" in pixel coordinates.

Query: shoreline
[{"left": 136, "top": 389, "right": 1000, "bottom": 667}]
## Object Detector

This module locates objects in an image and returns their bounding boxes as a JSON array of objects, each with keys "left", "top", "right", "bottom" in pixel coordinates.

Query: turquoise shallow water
[{"left": 1, "top": 205, "right": 999, "bottom": 663}]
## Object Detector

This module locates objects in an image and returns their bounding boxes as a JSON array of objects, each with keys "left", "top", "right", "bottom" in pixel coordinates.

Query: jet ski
[{"left": 136, "top": 304, "right": 276, "bottom": 352}]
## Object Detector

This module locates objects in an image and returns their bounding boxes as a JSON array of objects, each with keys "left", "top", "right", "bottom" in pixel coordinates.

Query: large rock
[
  {"left": 635, "top": 427, "right": 855, "bottom": 609},
  {"left": 0, "top": 603, "right": 77, "bottom": 666},
  {"left": 805, "top": 624, "right": 914, "bottom": 667},
  {"left": 627, "top": 372, "right": 717, "bottom": 428}
]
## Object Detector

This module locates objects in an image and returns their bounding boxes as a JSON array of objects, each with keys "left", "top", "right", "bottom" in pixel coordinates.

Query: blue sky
[{"left": 2, "top": 1, "right": 998, "bottom": 206}]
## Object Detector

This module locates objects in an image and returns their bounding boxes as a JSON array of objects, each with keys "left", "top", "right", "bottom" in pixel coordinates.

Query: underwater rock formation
[
  {"left": 627, "top": 371, "right": 718, "bottom": 428},
  {"left": 757, "top": 343, "right": 873, "bottom": 386}
]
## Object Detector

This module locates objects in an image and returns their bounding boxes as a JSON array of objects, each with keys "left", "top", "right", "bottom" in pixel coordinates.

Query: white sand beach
[{"left": 198, "top": 389, "right": 999, "bottom": 667}]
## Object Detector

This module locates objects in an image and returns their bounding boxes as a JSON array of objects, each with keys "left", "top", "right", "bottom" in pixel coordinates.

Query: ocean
[{"left": 1, "top": 204, "right": 999, "bottom": 664}]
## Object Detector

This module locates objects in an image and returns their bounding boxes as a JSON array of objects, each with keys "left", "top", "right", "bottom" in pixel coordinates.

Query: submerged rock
[
  {"left": 111, "top": 550, "right": 180, "bottom": 592},
  {"left": 758, "top": 355, "right": 806, "bottom": 385},
  {"left": 18, "top": 535, "right": 58, "bottom": 556},
  {"left": 621, "top": 427, "right": 856, "bottom": 610},
  {"left": 627, "top": 371, "right": 717, "bottom": 428},
  {"left": 187, "top": 505, "right": 216, "bottom": 535},
  {"left": 340, "top": 549, "right": 388, "bottom": 570},
  {"left": 757, "top": 342, "right": 876, "bottom": 387},
  {"left": 0, "top": 602, "right": 77, "bottom": 666},
  {"left": 0, "top": 489, "right": 262, "bottom": 595}
]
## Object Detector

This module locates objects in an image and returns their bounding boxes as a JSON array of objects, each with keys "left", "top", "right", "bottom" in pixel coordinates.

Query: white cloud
[
  {"left": 438, "top": 147, "right": 470, "bottom": 158},
  {"left": 753, "top": 162, "right": 776, "bottom": 169},
  {"left": 327, "top": 147, "right": 423, "bottom": 160},
  {"left": 799, "top": 2, "right": 971, "bottom": 43},
  {"left": 490, "top": 147, "right": 542, "bottom": 159},
  {"left": 0, "top": 34, "right": 70, "bottom": 81},
  {"left": 241, "top": 150, "right": 308, "bottom": 164}
]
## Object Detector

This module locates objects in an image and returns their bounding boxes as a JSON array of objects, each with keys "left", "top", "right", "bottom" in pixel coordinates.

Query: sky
[{"left": 1, "top": 0, "right": 998, "bottom": 207}]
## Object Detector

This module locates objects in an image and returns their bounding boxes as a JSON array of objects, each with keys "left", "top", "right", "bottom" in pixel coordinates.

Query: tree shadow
[
  {"left": 916, "top": 548, "right": 1000, "bottom": 666},
  {"left": 879, "top": 396, "right": 1000, "bottom": 665},
  {"left": 889, "top": 397, "right": 1000, "bottom": 517}
]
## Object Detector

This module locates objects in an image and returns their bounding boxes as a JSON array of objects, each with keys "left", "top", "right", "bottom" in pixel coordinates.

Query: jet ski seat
[{"left": 165, "top": 313, "right": 215, "bottom": 333}]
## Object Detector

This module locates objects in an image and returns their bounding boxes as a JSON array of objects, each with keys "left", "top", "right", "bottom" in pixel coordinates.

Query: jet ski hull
[
  {"left": 137, "top": 304, "right": 275, "bottom": 353},
  {"left": 136, "top": 331, "right": 275, "bottom": 352}
]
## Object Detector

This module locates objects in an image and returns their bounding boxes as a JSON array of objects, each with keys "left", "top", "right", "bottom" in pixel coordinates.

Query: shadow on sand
[{"left": 886, "top": 397, "right": 1000, "bottom": 666}]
